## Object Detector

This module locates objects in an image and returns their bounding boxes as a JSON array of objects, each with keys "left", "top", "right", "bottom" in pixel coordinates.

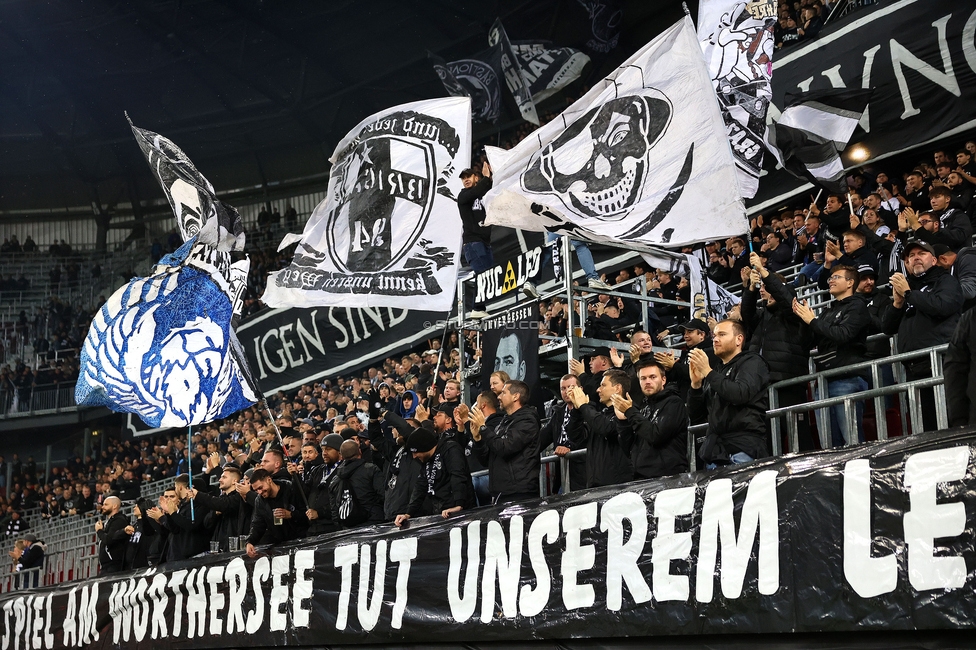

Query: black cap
[
  {"left": 856, "top": 264, "right": 877, "bottom": 278},
  {"left": 902, "top": 240, "right": 936, "bottom": 258},
  {"left": 22, "top": 534, "right": 37, "bottom": 543},
  {"left": 435, "top": 403, "right": 456, "bottom": 417},
  {"left": 406, "top": 428, "right": 438, "bottom": 453},
  {"left": 322, "top": 434, "right": 344, "bottom": 451},
  {"left": 591, "top": 346, "right": 612, "bottom": 359},
  {"left": 932, "top": 244, "right": 952, "bottom": 257},
  {"left": 340, "top": 427, "right": 359, "bottom": 440},
  {"left": 678, "top": 318, "right": 710, "bottom": 333}
]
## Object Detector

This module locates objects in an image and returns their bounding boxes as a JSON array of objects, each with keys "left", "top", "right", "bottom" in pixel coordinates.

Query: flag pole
[
  {"left": 262, "top": 400, "right": 310, "bottom": 509},
  {"left": 698, "top": 248, "right": 714, "bottom": 320},
  {"left": 187, "top": 425, "right": 195, "bottom": 522},
  {"left": 847, "top": 191, "right": 856, "bottom": 218}
]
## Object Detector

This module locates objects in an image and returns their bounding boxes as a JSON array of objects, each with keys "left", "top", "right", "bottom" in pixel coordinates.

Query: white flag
[
  {"left": 685, "top": 252, "right": 740, "bottom": 322},
  {"left": 483, "top": 16, "right": 747, "bottom": 250},
  {"left": 698, "top": 0, "right": 777, "bottom": 199},
  {"left": 263, "top": 97, "right": 471, "bottom": 311}
]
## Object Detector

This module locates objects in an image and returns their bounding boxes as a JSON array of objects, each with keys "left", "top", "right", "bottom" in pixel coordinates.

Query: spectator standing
[
  {"left": 328, "top": 441, "right": 386, "bottom": 529},
  {"left": 95, "top": 496, "right": 129, "bottom": 574},
  {"left": 884, "top": 241, "right": 964, "bottom": 431},
  {"left": 614, "top": 359, "right": 688, "bottom": 479},
  {"left": 191, "top": 464, "right": 248, "bottom": 552},
  {"left": 468, "top": 380, "right": 541, "bottom": 504},
  {"left": 688, "top": 320, "right": 770, "bottom": 467},
  {"left": 394, "top": 427, "right": 474, "bottom": 527},
  {"left": 304, "top": 437, "right": 342, "bottom": 536},
  {"left": 15, "top": 534, "right": 44, "bottom": 587},
  {"left": 159, "top": 475, "right": 211, "bottom": 562},
  {"left": 795, "top": 265, "right": 871, "bottom": 446},
  {"left": 457, "top": 162, "right": 494, "bottom": 319},
  {"left": 935, "top": 244, "right": 976, "bottom": 312},
  {"left": 565, "top": 369, "right": 635, "bottom": 488},
  {"left": 537, "top": 375, "right": 587, "bottom": 492},
  {"left": 245, "top": 467, "right": 310, "bottom": 557},
  {"left": 123, "top": 498, "right": 158, "bottom": 570},
  {"left": 946, "top": 306, "right": 976, "bottom": 427},
  {"left": 654, "top": 320, "right": 719, "bottom": 410}
]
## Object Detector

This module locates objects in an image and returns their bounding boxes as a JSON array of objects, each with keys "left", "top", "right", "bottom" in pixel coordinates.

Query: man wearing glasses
[{"left": 793, "top": 265, "right": 871, "bottom": 447}]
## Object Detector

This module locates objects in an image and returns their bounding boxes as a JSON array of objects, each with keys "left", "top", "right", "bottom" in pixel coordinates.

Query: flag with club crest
[
  {"left": 263, "top": 97, "right": 471, "bottom": 311},
  {"left": 483, "top": 16, "right": 747, "bottom": 250},
  {"left": 75, "top": 121, "right": 258, "bottom": 428},
  {"left": 430, "top": 46, "right": 503, "bottom": 123}
]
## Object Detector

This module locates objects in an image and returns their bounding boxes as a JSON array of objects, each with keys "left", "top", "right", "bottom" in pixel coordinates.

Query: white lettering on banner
[
  {"left": 334, "top": 540, "right": 417, "bottom": 631},
  {"left": 601, "top": 493, "right": 653, "bottom": 611},
  {"left": 652, "top": 486, "right": 696, "bottom": 602},
  {"left": 474, "top": 246, "right": 543, "bottom": 304},
  {"left": 891, "top": 15, "right": 960, "bottom": 119},
  {"left": 843, "top": 448, "right": 969, "bottom": 596}
]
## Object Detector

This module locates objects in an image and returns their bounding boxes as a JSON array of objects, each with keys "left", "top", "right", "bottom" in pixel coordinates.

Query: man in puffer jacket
[
  {"left": 740, "top": 253, "right": 814, "bottom": 450},
  {"left": 614, "top": 360, "right": 688, "bottom": 479},
  {"left": 468, "top": 380, "right": 541, "bottom": 504},
  {"left": 565, "top": 369, "right": 634, "bottom": 488}
]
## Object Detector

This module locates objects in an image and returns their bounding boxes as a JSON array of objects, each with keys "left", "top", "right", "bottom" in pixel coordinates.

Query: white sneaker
[
  {"left": 467, "top": 309, "right": 490, "bottom": 320},
  {"left": 522, "top": 281, "right": 540, "bottom": 299},
  {"left": 588, "top": 278, "right": 612, "bottom": 290}
]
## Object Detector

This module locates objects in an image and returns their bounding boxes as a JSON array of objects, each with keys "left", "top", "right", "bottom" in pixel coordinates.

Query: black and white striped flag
[{"left": 765, "top": 89, "right": 872, "bottom": 194}]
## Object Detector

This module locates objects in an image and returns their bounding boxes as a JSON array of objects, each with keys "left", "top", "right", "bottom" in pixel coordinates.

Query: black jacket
[
  {"left": 667, "top": 341, "right": 719, "bottom": 417},
  {"left": 161, "top": 498, "right": 212, "bottom": 562},
  {"left": 618, "top": 384, "right": 688, "bottom": 479},
  {"left": 406, "top": 438, "right": 475, "bottom": 516},
  {"left": 688, "top": 351, "right": 770, "bottom": 463},
  {"left": 383, "top": 445, "right": 424, "bottom": 520},
  {"left": 457, "top": 176, "right": 493, "bottom": 244},
  {"left": 569, "top": 403, "right": 634, "bottom": 488},
  {"left": 882, "top": 265, "right": 963, "bottom": 363},
  {"left": 195, "top": 488, "right": 249, "bottom": 551},
  {"left": 538, "top": 402, "right": 587, "bottom": 491},
  {"left": 97, "top": 511, "right": 130, "bottom": 573},
  {"left": 328, "top": 459, "right": 387, "bottom": 527},
  {"left": 304, "top": 460, "right": 340, "bottom": 535},
  {"left": 951, "top": 246, "right": 976, "bottom": 312},
  {"left": 946, "top": 307, "right": 976, "bottom": 427},
  {"left": 912, "top": 208, "right": 973, "bottom": 251},
  {"left": 857, "top": 288, "right": 894, "bottom": 359},
  {"left": 740, "top": 273, "right": 812, "bottom": 382},
  {"left": 123, "top": 515, "right": 156, "bottom": 570},
  {"left": 808, "top": 294, "right": 871, "bottom": 378},
  {"left": 247, "top": 479, "right": 310, "bottom": 545},
  {"left": 472, "top": 405, "right": 541, "bottom": 497}
]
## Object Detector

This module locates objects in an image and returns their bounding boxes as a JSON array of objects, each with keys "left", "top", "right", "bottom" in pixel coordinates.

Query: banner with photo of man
[
  {"left": 483, "top": 16, "right": 748, "bottom": 250},
  {"left": 480, "top": 303, "right": 539, "bottom": 389},
  {"left": 263, "top": 97, "right": 471, "bottom": 311}
]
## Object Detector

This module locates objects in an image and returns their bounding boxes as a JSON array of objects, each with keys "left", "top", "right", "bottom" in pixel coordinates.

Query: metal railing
[{"left": 0, "top": 382, "right": 77, "bottom": 418}]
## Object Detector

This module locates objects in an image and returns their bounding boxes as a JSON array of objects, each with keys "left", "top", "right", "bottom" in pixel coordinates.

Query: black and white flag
[
  {"left": 685, "top": 252, "right": 740, "bottom": 321},
  {"left": 263, "top": 98, "right": 471, "bottom": 311},
  {"left": 765, "top": 89, "right": 872, "bottom": 194},
  {"left": 483, "top": 16, "right": 747, "bottom": 249},
  {"left": 698, "top": 0, "right": 777, "bottom": 199},
  {"left": 575, "top": 0, "right": 623, "bottom": 53},
  {"left": 511, "top": 42, "right": 590, "bottom": 104},
  {"left": 430, "top": 46, "right": 503, "bottom": 123},
  {"left": 489, "top": 19, "right": 540, "bottom": 126},
  {"left": 129, "top": 116, "right": 245, "bottom": 252}
]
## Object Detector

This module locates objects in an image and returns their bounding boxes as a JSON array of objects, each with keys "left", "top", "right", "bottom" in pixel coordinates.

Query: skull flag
[
  {"left": 483, "top": 16, "right": 747, "bottom": 250},
  {"left": 76, "top": 238, "right": 257, "bottom": 427},
  {"left": 698, "top": 0, "right": 778, "bottom": 199},
  {"left": 128, "top": 117, "right": 246, "bottom": 253},
  {"left": 263, "top": 97, "right": 471, "bottom": 311}
]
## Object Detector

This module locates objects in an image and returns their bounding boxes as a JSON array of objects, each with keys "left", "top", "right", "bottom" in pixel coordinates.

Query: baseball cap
[
  {"left": 677, "top": 319, "right": 709, "bottom": 333},
  {"left": 435, "top": 403, "right": 456, "bottom": 417},
  {"left": 932, "top": 244, "right": 952, "bottom": 258},
  {"left": 902, "top": 240, "right": 936, "bottom": 258},
  {"left": 22, "top": 534, "right": 37, "bottom": 543},
  {"left": 591, "top": 346, "right": 612, "bottom": 359},
  {"left": 406, "top": 428, "right": 438, "bottom": 453}
]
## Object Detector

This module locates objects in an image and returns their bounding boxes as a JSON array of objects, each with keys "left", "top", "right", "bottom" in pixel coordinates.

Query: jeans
[
  {"left": 546, "top": 232, "right": 598, "bottom": 280},
  {"left": 824, "top": 376, "right": 868, "bottom": 447},
  {"left": 472, "top": 473, "right": 491, "bottom": 507},
  {"left": 796, "top": 261, "right": 824, "bottom": 284},
  {"left": 462, "top": 241, "right": 494, "bottom": 273},
  {"left": 706, "top": 451, "right": 754, "bottom": 469}
]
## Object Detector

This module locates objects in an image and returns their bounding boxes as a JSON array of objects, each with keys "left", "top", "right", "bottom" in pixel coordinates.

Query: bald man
[{"left": 95, "top": 495, "right": 130, "bottom": 574}]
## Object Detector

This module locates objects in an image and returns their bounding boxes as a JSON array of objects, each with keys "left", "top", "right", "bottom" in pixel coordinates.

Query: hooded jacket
[
  {"left": 303, "top": 457, "right": 340, "bottom": 535},
  {"left": 881, "top": 265, "right": 963, "bottom": 367},
  {"left": 688, "top": 350, "right": 770, "bottom": 463},
  {"left": 396, "top": 390, "right": 419, "bottom": 419},
  {"left": 328, "top": 458, "right": 387, "bottom": 526},
  {"left": 472, "top": 405, "right": 541, "bottom": 497},
  {"left": 618, "top": 383, "right": 688, "bottom": 479},
  {"left": 740, "top": 272, "right": 812, "bottom": 382},
  {"left": 569, "top": 402, "right": 634, "bottom": 489}
]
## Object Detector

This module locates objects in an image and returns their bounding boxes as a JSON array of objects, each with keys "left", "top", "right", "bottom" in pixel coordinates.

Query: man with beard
[
  {"left": 740, "top": 253, "right": 814, "bottom": 451},
  {"left": 884, "top": 241, "right": 963, "bottom": 431},
  {"left": 468, "top": 380, "right": 541, "bottom": 503},
  {"left": 259, "top": 448, "right": 292, "bottom": 483},
  {"left": 935, "top": 244, "right": 976, "bottom": 311},
  {"left": 158, "top": 475, "right": 212, "bottom": 562},
  {"left": 305, "top": 435, "right": 343, "bottom": 535},
  {"left": 946, "top": 171, "right": 974, "bottom": 215},
  {"left": 654, "top": 319, "right": 719, "bottom": 411},
  {"left": 689, "top": 320, "right": 770, "bottom": 467},
  {"left": 394, "top": 428, "right": 474, "bottom": 527},
  {"left": 245, "top": 468, "right": 310, "bottom": 557},
  {"left": 900, "top": 187, "right": 972, "bottom": 252},
  {"left": 565, "top": 369, "right": 635, "bottom": 488},
  {"left": 610, "top": 329, "right": 656, "bottom": 398},
  {"left": 613, "top": 359, "right": 688, "bottom": 479},
  {"left": 190, "top": 464, "right": 248, "bottom": 552},
  {"left": 537, "top": 374, "right": 587, "bottom": 492},
  {"left": 95, "top": 496, "right": 129, "bottom": 574}
]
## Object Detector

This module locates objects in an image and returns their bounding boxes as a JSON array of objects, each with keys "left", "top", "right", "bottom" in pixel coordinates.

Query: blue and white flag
[{"left": 76, "top": 239, "right": 257, "bottom": 427}]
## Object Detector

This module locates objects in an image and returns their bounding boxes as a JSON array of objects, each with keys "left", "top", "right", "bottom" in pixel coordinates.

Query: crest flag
[
  {"left": 263, "top": 97, "right": 472, "bottom": 311},
  {"left": 483, "top": 16, "right": 747, "bottom": 250},
  {"left": 430, "top": 47, "right": 503, "bottom": 124},
  {"left": 77, "top": 120, "right": 258, "bottom": 427}
]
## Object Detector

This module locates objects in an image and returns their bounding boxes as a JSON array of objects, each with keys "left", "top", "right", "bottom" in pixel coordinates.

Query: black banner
[
  {"left": 238, "top": 306, "right": 443, "bottom": 394},
  {"left": 474, "top": 244, "right": 544, "bottom": 305},
  {"left": 751, "top": 0, "right": 976, "bottom": 211},
  {"left": 4, "top": 428, "right": 976, "bottom": 648},
  {"left": 480, "top": 303, "right": 540, "bottom": 389}
]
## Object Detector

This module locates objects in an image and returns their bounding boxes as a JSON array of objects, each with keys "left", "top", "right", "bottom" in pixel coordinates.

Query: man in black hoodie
[
  {"left": 468, "top": 380, "right": 541, "bottom": 504},
  {"left": 883, "top": 241, "right": 964, "bottom": 431},
  {"left": 457, "top": 162, "right": 494, "bottom": 319},
  {"left": 95, "top": 496, "right": 129, "bottom": 574},
  {"left": 613, "top": 359, "right": 688, "bottom": 479},
  {"left": 689, "top": 319, "right": 770, "bottom": 467},
  {"left": 566, "top": 369, "right": 635, "bottom": 488},
  {"left": 159, "top": 475, "right": 211, "bottom": 562},
  {"left": 328, "top": 441, "right": 387, "bottom": 529},
  {"left": 794, "top": 265, "right": 871, "bottom": 447},
  {"left": 394, "top": 428, "right": 474, "bottom": 527},
  {"left": 191, "top": 464, "right": 248, "bottom": 552}
]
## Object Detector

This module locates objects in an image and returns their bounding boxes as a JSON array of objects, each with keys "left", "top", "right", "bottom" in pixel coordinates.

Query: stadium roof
[{"left": 0, "top": 0, "right": 686, "bottom": 216}]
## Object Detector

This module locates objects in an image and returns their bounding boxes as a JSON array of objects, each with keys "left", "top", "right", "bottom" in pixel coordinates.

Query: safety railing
[
  {"left": 0, "top": 566, "right": 42, "bottom": 593},
  {"left": 0, "top": 382, "right": 78, "bottom": 418}
]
